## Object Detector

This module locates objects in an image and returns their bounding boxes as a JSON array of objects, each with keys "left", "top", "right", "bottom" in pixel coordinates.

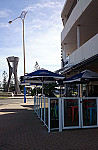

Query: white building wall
[
  {"left": 69, "top": 34, "right": 98, "bottom": 65},
  {"left": 61, "top": 0, "right": 92, "bottom": 44}
]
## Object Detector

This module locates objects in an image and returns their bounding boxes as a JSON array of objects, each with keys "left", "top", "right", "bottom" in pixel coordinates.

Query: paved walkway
[{"left": 0, "top": 98, "right": 98, "bottom": 150}]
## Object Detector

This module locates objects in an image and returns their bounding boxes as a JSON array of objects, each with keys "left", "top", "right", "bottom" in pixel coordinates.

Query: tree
[
  {"left": 43, "top": 83, "right": 57, "bottom": 97},
  {"left": 2, "top": 71, "right": 8, "bottom": 92},
  {"left": 0, "top": 81, "right": 2, "bottom": 91},
  {"left": 31, "top": 86, "right": 42, "bottom": 96}
]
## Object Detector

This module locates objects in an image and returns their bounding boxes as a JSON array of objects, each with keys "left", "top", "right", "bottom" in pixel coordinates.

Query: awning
[{"left": 63, "top": 70, "right": 98, "bottom": 83}]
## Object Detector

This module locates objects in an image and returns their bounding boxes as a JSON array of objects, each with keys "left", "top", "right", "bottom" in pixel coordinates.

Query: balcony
[
  {"left": 61, "top": 0, "right": 92, "bottom": 44},
  {"left": 64, "top": 34, "right": 98, "bottom": 66}
]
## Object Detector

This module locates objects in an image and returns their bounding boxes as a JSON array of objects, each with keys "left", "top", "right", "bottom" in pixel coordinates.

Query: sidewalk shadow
[{"left": 21, "top": 105, "right": 34, "bottom": 110}]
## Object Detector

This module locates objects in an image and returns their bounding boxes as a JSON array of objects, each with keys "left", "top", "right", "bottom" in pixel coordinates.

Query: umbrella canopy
[
  {"left": 64, "top": 70, "right": 98, "bottom": 84},
  {"left": 24, "top": 68, "right": 65, "bottom": 96}
]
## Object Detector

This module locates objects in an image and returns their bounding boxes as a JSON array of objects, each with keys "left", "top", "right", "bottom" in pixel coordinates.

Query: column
[
  {"left": 77, "top": 25, "right": 80, "bottom": 49},
  {"left": 64, "top": 43, "right": 66, "bottom": 59}
]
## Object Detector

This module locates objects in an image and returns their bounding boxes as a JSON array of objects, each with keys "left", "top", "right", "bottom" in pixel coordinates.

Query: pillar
[{"left": 77, "top": 25, "right": 80, "bottom": 48}]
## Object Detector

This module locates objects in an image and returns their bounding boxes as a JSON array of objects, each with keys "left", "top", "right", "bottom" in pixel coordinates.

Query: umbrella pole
[
  {"left": 42, "top": 82, "right": 43, "bottom": 97},
  {"left": 36, "top": 85, "right": 37, "bottom": 96},
  {"left": 60, "top": 85, "right": 61, "bottom": 97},
  {"left": 78, "top": 84, "right": 80, "bottom": 97}
]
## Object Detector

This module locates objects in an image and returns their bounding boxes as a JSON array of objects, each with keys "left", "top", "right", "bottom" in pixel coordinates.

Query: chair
[
  {"left": 86, "top": 106, "right": 97, "bottom": 125},
  {"left": 71, "top": 106, "right": 78, "bottom": 123}
]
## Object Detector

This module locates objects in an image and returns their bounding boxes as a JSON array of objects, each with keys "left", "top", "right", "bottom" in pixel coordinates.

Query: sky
[{"left": 0, "top": 0, "right": 65, "bottom": 82}]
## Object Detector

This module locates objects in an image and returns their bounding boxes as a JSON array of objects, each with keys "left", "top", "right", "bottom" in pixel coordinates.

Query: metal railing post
[
  {"left": 44, "top": 97, "right": 46, "bottom": 125},
  {"left": 48, "top": 98, "right": 50, "bottom": 132},
  {"left": 59, "top": 97, "right": 62, "bottom": 132},
  {"left": 37, "top": 96, "right": 38, "bottom": 115},
  {"left": 38, "top": 97, "right": 40, "bottom": 117},
  {"left": 62, "top": 97, "right": 64, "bottom": 129},
  {"left": 41, "top": 97, "right": 42, "bottom": 121},
  {"left": 97, "top": 98, "right": 98, "bottom": 126},
  {"left": 79, "top": 97, "right": 82, "bottom": 128}
]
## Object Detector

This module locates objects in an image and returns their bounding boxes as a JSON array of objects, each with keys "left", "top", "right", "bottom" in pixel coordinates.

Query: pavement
[{"left": 0, "top": 97, "right": 98, "bottom": 150}]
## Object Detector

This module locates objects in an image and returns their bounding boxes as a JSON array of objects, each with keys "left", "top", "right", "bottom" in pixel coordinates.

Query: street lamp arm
[
  {"left": 8, "top": 11, "right": 28, "bottom": 24},
  {"left": 8, "top": 16, "right": 20, "bottom": 24}
]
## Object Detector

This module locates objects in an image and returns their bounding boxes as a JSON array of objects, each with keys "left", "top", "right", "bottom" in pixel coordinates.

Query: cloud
[
  {"left": 0, "top": 23, "right": 9, "bottom": 28},
  {"left": 0, "top": 9, "right": 12, "bottom": 18},
  {"left": 24, "top": 1, "right": 63, "bottom": 12}
]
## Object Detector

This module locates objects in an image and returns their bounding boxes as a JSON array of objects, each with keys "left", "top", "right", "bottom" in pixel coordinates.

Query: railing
[
  {"left": 34, "top": 96, "right": 98, "bottom": 132},
  {"left": 34, "top": 96, "right": 49, "bottom": 130}
]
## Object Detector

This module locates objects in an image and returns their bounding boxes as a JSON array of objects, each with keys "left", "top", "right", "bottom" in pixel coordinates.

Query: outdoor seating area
[{"left": 34, "top": 96, "right": 98, "bottom": 132}]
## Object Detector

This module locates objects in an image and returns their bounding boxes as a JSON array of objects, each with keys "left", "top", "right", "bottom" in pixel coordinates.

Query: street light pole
[
  {"left": 9, "top": 11, "right": 27, "bottom": 103},
  {"left": 8, "top": 11, "right": 27, "bottom": 76},
  {"left": 22, "top": 19, "right": 26, "bottom": 76}
]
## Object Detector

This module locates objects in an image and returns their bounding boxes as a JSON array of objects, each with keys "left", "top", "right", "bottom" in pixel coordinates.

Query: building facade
[
  {"left": 58, "top": 0, "right": 98, "bottom": 97},
  {"left": 60, "top": 0, "right": 98, "bottom": 76}
]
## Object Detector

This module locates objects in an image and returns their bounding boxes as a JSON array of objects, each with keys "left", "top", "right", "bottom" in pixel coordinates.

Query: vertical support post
[
  {"left": 39, "top": 97, "right": 40, "bottom": 117},
  {"left": 41, "top": 97, "right": 42, "bottom": 121},
  {"left": 23, "top": 19, "right": 26, "bottom": 103},
  {"left": 34, "top": 96, "right": 36, "bottom": 113},
  {"left": 44, "top": 97, "right": 46, "bottom": 125},
  {"left": 42, "top": 82, "right": 43, "bottom": 96},
  {"left": 97, "top": 98, "right": 98, "bottom": 126},
  {"left": 22, "top": 19, "right": 26, "bottom": 76},
  {"left": 48, "top": 98, "right": 50, "bottom": 132},
  {"left": 80, "top": 97, "right": 83, "bottom": 127},
  {"left": 64, "top": 43, "right": 66, "bottom": 59},
  {"left": 80, "top": 84, "right": 82, "bottom": 97},
  {"left": 37, "top": 96, "right": 38, "bottom": 115},
  {"left": 77, "top": 25, "right": 80, "bottom": 49},
  {"left": 36, "top": 85, "right": 37, "bottom": 96},
  {"left": 24, "top": 86, "right": 26, "bottom": 103},
  {"left": 78, "top": 84, "right": 80, "bottom": 97},
  {"left": 59, "top": 98, "right": 62, "bottom": 132},
  {"left": 62, "top": 98, "right": 64, "bottom": 129},
  {"left": 78, "top": 97, "right": 81, "bottom": 128},
  {"left": 64, "top": 84, "right": 66, "bottom": 97},
  {"left": 60, "top": 85, "right": 61, "bottom": 97}
]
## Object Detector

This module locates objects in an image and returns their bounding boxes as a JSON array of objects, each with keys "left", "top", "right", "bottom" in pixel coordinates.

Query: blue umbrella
[
  {"left": 24, "top": 68, "right": 65, "bottom": 96},
  {"left": 63, "top": 70, "right": 98, "bottom": 83}
]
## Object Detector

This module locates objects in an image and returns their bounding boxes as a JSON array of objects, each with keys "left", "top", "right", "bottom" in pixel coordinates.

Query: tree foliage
[
  {"left": 2, "top": 71, "right": 8, "bottom": 92},
  {"left": 31, "top": 83, "right": 57, "bottom": 97}
]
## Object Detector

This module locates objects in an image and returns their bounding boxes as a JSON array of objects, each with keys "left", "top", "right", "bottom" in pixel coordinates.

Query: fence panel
[
  {"left": 82, "top": 97, "right": 97, "bottom": 127},
  {"left": 62, "top": 97, "right": 80, "bottom": 129},
  {"left": 33, "top": 96, "right": 98, "bottom": 132},
  {"left": 49, "top": 98, "right": 59, "bottom": 130}
]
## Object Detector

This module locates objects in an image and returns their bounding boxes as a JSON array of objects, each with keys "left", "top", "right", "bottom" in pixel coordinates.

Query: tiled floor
[{"left": 0, "top": 98, "right": 98, "bottom": 150}]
